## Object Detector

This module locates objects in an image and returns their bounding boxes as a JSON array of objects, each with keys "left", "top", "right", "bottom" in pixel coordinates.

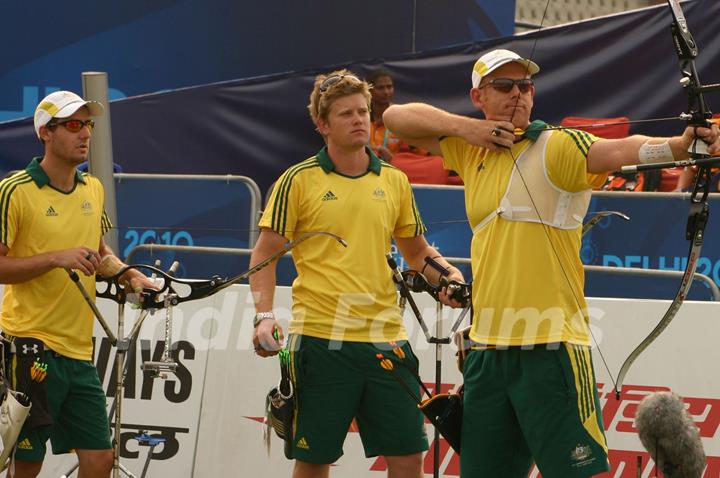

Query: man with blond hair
[{"left": 250, "top": 70, "right": 464, "bottom": 478}]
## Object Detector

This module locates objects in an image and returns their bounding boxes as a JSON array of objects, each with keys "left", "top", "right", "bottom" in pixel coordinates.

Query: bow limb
[
  {"left": 96, "top": 231, "right": 348, "bottom": 309},
  {"left": 614, "top": 200, "right": 708, "bottom": 398},
  {"left": 613, "top": 0, "right": 719, "bottom": 396},
  {"left": 211, "top": 230, "right": 348, "bottom": 295}
]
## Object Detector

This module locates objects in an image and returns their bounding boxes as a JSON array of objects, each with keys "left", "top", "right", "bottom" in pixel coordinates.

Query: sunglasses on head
[
  {"left": 47, "top": 118, "right": 95, "bottom": 133},
  {"left": 479, "top": 78, "right": 534, "bottom": 94},
  {"left": 319, "top": 74, "right": 361, "bottom": 94}
]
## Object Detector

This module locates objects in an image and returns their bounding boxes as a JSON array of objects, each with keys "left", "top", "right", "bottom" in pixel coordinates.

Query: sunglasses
[
  {"left": 47, "top": 118, "right": 95, "bottom": 133},
  {"left": 319, "top": 74, "right": 361, "bottom": 94},
  {"left": 479, "top": 78, "right": 534, "bottom": 94}
]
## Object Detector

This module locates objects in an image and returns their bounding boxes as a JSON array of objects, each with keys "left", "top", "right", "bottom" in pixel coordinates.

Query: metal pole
[
  {"left": 66, "top": 270, "right": 117, "bottom": 345},
  {"left": 113, "top": 302, "right": 126, "bottom": 478},
  {"left": 411, "top": 0, "right": 417, "bottom": 53},
  {"left": 433, "top": 301, "right": 442, "bottom": 478},
  {"left": 82, "top": 72, "right": 119, "bottom": 253}
]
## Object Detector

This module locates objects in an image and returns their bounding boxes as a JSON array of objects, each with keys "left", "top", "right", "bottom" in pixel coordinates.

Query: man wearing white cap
[
  {"left": 383, "top": 49, "right": 720, "bottom": 477},
  {"left": 0, "top": 91, "right": 152, "bottom": 477}
]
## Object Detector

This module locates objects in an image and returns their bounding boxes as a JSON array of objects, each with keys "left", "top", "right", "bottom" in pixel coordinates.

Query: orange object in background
[
  {"left": 560, "top": 116, "right": 630, "bottom": 139},
  {"left": 391, "top": 152, "right": 463, "bottom": 185}
]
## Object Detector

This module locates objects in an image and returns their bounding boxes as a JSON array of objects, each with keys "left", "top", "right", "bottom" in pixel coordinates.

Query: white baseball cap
[
  {"left": 471, "top": 49, "right": 540, "bottom": 88},
  {"left": 34, "top": 91, "right": 104, "bottom": 138}
]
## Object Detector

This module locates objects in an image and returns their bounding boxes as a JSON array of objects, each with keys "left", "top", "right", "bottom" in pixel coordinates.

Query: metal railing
[
  {"left": 444, "top": 256, "right": 720, "bottom": 301},
  {"left": 126, "top": 244, "right": 255, "bottom": 264},
  {"left": 583, "top": 264, "right": 720, "bottom": 301},
  {"left": 125, "top": 245, "right": 720, "bottom": 301},
  {"left": 115, "top": 173, "right": 263, "bottom": 248}
]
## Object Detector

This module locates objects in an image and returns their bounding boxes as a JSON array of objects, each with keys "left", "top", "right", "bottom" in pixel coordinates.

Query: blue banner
[
  {"left": 583, "top": 192, "right": 719, "bottom": 300},
  {"left": 0, "top": 1, "right": 514, "bottom": 122}
]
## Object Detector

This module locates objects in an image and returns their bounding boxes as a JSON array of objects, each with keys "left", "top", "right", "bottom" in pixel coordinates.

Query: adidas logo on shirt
[
  {"left": 321, "top": 191, "right": 338, "bottom": 201},
  {"left": 46, "top": 206, "right": 58, "bottom": 216},
  {"left": 296, "top": 437, "right": 310, "bottom": 449}
]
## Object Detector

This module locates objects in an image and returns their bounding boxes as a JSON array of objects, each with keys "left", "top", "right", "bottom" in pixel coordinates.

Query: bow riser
[{"left": 95, "top": 231, "right": 347, "bottom": 309}]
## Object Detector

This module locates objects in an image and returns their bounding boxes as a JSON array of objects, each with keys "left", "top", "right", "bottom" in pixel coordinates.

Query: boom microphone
[{"left": 635, "top": 391, "right": 706, "bottom": 478}]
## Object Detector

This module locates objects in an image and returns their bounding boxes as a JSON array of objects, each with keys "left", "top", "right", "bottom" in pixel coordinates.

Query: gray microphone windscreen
[{"left": 635, "top": 391, "right": 706, "bottom": 478}]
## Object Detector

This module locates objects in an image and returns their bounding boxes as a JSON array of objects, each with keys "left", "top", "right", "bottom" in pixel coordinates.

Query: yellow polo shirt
[
  {"left": 0, "top": 158, "right": 111, "bottom": 360},
  {"left": 260, "top": 147, "right": 425, "bottom": 343},
  {"left": 441, "top": 126, "right": 606, "bottom": 346}
]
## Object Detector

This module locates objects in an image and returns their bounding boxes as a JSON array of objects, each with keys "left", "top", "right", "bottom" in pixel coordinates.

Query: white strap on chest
[{"left": 472, "top": 131, "right": 590, "bottom": 234}]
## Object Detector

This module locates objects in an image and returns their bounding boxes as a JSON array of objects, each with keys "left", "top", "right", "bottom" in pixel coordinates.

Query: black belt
[{"left": 0, "top": 334, "right": 60, "bottom": 357}]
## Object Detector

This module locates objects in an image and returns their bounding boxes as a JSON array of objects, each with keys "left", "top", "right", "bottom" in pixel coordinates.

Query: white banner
[{"left": 6, "top": 286, "right": 718, "bottom": 477}]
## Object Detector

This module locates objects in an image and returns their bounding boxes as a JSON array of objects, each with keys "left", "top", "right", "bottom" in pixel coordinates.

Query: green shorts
[
  {"left": 461, "top": 343, "right": 609, "bottom": 478},
  {"left": 11, "top": 351, "right": 112, "bottom": 461},
  {"left": 288, "top": 335, "right": 428, "bottom": 464}
]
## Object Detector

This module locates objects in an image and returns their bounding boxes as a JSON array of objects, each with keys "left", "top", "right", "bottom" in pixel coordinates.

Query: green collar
[
  {"left": 522, "top": 120, "right": 548, "bottom": 142},
  {"left": 26, "top": 157, "right": 86, "bottom": 188},
  {"left": 316, "top": 146, "right": 382, "bottom": 175}
]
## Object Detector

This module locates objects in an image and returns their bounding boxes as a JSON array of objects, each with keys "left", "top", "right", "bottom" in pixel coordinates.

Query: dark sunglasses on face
[
  {"left": 47, "top": 118, "right": 95, "bottom": 133},
  {"left": 479, "top": 78, "right": 534, "bottom": 94},
  {"left": 319, "top": 74, "right": 361, "bottom": 94}
]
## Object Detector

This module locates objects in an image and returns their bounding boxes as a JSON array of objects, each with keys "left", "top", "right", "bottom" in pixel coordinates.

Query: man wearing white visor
[
  {"left": 383, "top": 49, "right": 720, "bottom": 477},
  {"left": 0, "top": 91, "right": 152, "bottom": 477}
]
